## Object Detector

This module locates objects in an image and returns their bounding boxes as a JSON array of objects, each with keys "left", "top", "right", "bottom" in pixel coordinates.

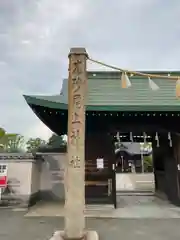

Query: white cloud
[
  {"left": 0, "top": 61, "right": 7, "bottom": 65},
  {"left": 25, "top": 121, "right": 52, "bottom": 141},
  {"left": 21, "top": 40, "right": 31, "bottom": 45},
  {"left": 1, "top": 0, "right": 180, "bottom": 140}
]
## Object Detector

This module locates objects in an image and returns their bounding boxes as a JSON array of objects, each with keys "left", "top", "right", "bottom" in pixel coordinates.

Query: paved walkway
[
  {"left": 25, "top": 195, "right": 180, "bottom": 219},
  {"left": 1, "top": 173, "right": 179, "bottom": 239},
  {"left": 0, "top": 209, "right": 180, "bottom": 240}
]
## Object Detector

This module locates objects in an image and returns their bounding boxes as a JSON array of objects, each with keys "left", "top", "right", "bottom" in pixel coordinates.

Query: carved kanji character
[
  {"left": 72, "top": 112, "right": 81, "bottom": 124},
  {"left": 70, "top": 156, "right": 80, "bottom": 168},
  {"left": 70, "top": 129, "right": 80, "bottom": 145},
  {"left": 72, "top": 60, "right": 81, "bottom": 74},
  {"left": 72, "top": 76, "right": 82, "bottom": 92},
  {"left": 73, "top": 94, "right": 82, "bottom": 109}
]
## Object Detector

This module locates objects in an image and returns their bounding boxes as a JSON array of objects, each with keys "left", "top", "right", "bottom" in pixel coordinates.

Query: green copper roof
[{"left": 24, "top": 71, "right": 180, "bottom": 112}]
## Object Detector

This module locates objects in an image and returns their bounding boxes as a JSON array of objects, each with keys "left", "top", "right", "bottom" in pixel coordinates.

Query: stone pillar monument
[
  {"left": 65, "top": 47, "right": 87, "bottom": 239},
  {"left": 50, "top": 48, "right": 98, "bottom": 240}
]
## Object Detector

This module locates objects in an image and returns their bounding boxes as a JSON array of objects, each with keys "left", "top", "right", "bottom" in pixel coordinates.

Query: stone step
[
  {"left": 117, "top": 191, "right": 154, "bottom": 196},
  {"left": 85, "top": 204, "right": 114, "bottom": 211}
]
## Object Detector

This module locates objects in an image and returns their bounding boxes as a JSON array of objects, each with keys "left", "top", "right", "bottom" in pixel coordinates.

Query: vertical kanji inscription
[{"left": 69, "top": 57, "right": 84, "bottom": 168}]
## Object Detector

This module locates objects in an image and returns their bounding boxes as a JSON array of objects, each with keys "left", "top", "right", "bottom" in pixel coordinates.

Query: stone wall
[{"left": 39, "top": 153, "right": 66, "bottom": 202}]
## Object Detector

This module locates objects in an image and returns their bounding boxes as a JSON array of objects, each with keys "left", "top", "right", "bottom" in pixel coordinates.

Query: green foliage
[
  {"left": 47, "top": 134, "right": 66, "bottom": 148},
  {"left": 0, "top": 128, "right": 6, "bottom": 151},
  {"left": 0, "top": 127, "right": 66, "bottom": 154},
  {"left": 26, "top": 137, "right": 46, "bottom": 153},
  {"left": 0, "top": 128, "right": 5, "bottom": 137},
  {"left": 0, "top": 128, "right": 7, "bottom": 149},
  {"left": 143, "top": 155, "right": 153, "bottom": 172},
  {"left": 6, "top": 134, "right": 25, "bottom": 153},
  {"left": 0, "top": 128, "right": 25, "bottom": 153}
]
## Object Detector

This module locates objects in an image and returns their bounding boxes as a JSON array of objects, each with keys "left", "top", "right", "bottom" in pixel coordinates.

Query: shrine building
[{"left": 24, "top": 71, "right": 180, "bottom": 208}]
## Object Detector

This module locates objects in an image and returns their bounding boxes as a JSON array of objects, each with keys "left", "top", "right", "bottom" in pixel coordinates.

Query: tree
[
  {"left": 140, "top": 142, "right": 152, "bottom": 152},
  {"left": 0, "top": 128, "right": 24, "bottom": 153},
  {"left": 26, "top": 137, "right": 46, "bottom": 153},
  {"left": 7, "top": 134, "right": 25, "bottom": 153},
  {"left": 0, "top": 128, "right": 6, "bottom": 151},
  {"left": 37, "top": 134, "right": 67, "bottom": 152},
  {"left": 47, "top": 134, "right": 66, "bottom": 148},
  {"left": 143, "top": 155, "right": 153, "bottom": 172}
]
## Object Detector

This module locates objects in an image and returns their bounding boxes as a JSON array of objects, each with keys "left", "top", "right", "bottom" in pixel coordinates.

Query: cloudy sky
[{"left": 1, "top": 0, "right": 180, "bottom": 140}]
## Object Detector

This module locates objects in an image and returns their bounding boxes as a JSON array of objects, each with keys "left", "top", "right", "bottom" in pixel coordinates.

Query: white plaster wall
[
  {"left": 6, "top": 161, "right": 32, "bottom": 195},
  {"left": 0, "top": 158, "right": 36, "bottom": 207},
  {"left": 0, "top": 153, "right": 67, "bottom": 205}
]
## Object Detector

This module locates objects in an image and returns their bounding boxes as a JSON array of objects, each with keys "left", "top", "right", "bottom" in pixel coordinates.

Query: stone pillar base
[{"left": 49, "top": 231, "right": 98, "bottom": 240}]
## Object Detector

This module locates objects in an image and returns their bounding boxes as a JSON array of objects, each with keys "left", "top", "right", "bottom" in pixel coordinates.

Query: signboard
[
  {"left": 96, "top": 158, "right": 104, "bottom": 169},
  {"left": 0, "top": 164, "right": 8, "bottom": 188}
]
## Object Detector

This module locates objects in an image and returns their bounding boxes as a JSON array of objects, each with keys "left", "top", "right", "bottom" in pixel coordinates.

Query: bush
[{"left": 143, "top": 155, "right": 153, "bottom": 172}]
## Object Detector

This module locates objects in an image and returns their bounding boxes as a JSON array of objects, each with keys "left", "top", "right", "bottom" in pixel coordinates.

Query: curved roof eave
[
  {"left": 23, "top": 94, "right": 68, "bottom": 135},
  {"left": 23, "top": 94, "right": 180, "bottom": 112},
  {"left": 23, "top": 94, "right": 68, "bottom": 110}
]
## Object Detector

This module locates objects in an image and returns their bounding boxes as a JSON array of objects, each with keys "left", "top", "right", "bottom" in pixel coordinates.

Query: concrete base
[{"left": 49, "top": 230, "right": 98, "bottom": 240}]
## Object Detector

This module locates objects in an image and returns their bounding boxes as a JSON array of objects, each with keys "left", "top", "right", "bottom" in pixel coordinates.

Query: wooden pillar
[
  {"left": 174, "top": 135, "right": 180, "bottom": 201},
  {"left": 64, "top": 48, "right": 88, "bottom": 239}
]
